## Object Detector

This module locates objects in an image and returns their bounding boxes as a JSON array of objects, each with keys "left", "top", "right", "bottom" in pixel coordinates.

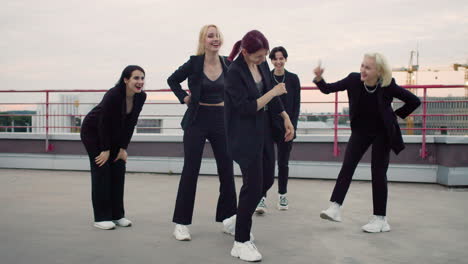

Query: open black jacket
[
  {"left": 81, "top": 86, "right": 147, "bottom": 151},
  {"left": 167, "top": 55, "right": 231, "bottom": 130},
  {"left": 271, "top": 69, "right": 301, "bottom": 142},
  {"left": 314, "top": 72, "right": 421, "bottom": 155},
  {"left": 224, "top": 55, "right": 285, "bottom": 167}
]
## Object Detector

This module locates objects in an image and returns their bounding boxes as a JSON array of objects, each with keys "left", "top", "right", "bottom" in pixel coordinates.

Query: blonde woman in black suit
[
  {"left": 167, "top": 24, "right": 237, "bottom": 241},
  {"left": 314, "top": 53, "right": 420, "bottom": 233}
]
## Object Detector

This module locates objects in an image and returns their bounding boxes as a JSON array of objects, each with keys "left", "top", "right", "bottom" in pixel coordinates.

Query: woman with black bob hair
[
  {"left": 256, "top": 46, "right": 301, "bottom": 212},
  {"left": 225, "top": 30, "right": 294, "bottom": 262},
  {"left": 81, "top": 65, "right": 146, "bottom": 230}
]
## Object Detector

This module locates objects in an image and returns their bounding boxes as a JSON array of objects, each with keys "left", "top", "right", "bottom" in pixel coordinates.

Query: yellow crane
[{"left": 392, "top": 50, "right": 419, "bottom": 134}]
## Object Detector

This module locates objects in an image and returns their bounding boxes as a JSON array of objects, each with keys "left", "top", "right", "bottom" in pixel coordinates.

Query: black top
[
  {"left": 271, "top": 70, "right": 301, "bottom": 140},
  {"left": 353, "top": 85, "right": 385, "bottom": 134},
  {"left": 200, "top": 72, "right": 224, "bottom": 104},
  {"left": 167, "top": 55, "right": 231, "bottom": 130},
  {"left": 256, "top": 80, "right": 267, "bottom": 111},
  {"left": 314, "top": 73, "right": 421, "bottom": 154},
  {"left": 224, "top": 54, "right": 285, "bottom": 167},
  {"left": 255, "top": 80, "right": 264, "bottom": 94},
  {"left": 81, "top": 86, "right": 147, "bottom": 151}
]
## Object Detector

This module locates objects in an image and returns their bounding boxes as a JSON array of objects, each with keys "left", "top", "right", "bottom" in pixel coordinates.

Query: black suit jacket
[
  {"left": 314, "top": 72, "right": 421, "bottom": 154},
  {"left": 81, "top": 86, "right": 147, "bottom": 151},
  {"left": 224, "top": 55, "right": 284, "bottom": 167},
  {"left": 271, "top": 70, "right": 301, "bottom": 142},
  {"left": 167, "top": 55, "right": 231, "bottom": 130}
]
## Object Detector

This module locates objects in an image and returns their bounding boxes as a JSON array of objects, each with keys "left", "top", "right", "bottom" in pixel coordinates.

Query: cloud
[{"left": 1, "top": 0, "right": 467, "bottom": 93}]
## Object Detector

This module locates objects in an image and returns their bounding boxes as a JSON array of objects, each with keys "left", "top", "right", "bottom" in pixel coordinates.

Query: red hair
[{"left": 228, "top": 30, "right": 269, "bottom": 61}]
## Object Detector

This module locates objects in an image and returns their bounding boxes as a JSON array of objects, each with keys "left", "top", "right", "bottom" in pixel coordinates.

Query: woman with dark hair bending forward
[
  {"left": 167, "top": 24, "right": 237, "bottom": 241},
  {"left": 225, "top": 30, "right": 294, "bottom": 262},
  {"left": 81, "top": 65, "right": 147, "bottom": 230},
  {"left": 314, "top": 53, "right": 420, "bottom": 233}
]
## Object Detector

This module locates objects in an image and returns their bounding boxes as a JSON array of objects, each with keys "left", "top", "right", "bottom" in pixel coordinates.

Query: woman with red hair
[{"left": 224, "top": 30, "right": 294, "bottom": 262}]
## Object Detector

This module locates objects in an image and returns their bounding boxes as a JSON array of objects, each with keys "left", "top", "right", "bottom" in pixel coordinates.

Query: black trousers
[
  {"left": 173, "top": 106, "right": 237, "bottom": 225},
  {"left": 235, "top": 113, "right": 275, "bottom": 242},
  {"left": 276, "top": 141, "right": 293, "bottom": 195},
  {"left": 81, "top": 139, "right": 126, "bottom": 222},
  {"left": 330, "top": 130, "right": 391, "bottom": 216}
]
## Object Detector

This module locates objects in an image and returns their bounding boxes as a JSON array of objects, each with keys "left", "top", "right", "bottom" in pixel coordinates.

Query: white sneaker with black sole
[
  {"left": 320, "top": 202, "right": 342, "bottom": 222},
  {"left": 362, "top": 215, "right": 391, "bottom": 233},
  {"left": 173, "top": 224, "right": 191, "bottom": 241},
  {"left": 231, "top": 241, "right": 262, "bottom": 262},
  {"left": 94, "top": 221, "right": 116, "bottom": 230}
]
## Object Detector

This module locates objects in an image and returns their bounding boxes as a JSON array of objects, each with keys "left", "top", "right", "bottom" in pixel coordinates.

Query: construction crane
[
  {"left": 453, "top": 63, "right": 468, "bottom": 97},
  {"left": 392, "top": 50, "right": 419, "bottom": 94},
  {"left": 392, "top": 50, "right": 420, "bottom": 135}
]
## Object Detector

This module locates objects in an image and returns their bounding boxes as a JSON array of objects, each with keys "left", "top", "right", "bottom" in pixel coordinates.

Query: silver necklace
[
  {"left": 273, "top": 72, "right": 285, "bottom": 84},
  {"left": 363, "top": 82, "right": 378, "bottom": 94}
]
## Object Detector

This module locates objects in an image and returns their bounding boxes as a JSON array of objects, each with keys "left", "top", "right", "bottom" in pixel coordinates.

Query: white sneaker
[
  {"left": 362, "top": 215, "right": 391, "bottom": 233},
  {"left": 94, "top": 221, "right": 116, "bottom": 230},
  {"left": 320, "top": 202, "right": 342, "bottom": 222},
  {"left": 278, "top": 194, "right": 289, "bottom": 210},
  {"left": 113, "top": 218, "right": 132, "bottom": 227},
  {"left": 255, "top": 197, "right": 267, "bottom": 215},
  {"left": 231, "top": 241, "right": 262, "bottom": 262},
  {"left": 223, "top": 215, "right": 236, "bottom": 235},
  {"left": 222, "top": 215, "right": 255, "bottom": 241},
  {"left": 173, "top": 224, "right": 191, "bottom": 241}
]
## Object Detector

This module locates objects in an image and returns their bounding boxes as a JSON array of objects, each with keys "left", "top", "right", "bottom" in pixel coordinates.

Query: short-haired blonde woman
[
  {"left": 313, "top": 53, "right": 420, "bottom": 233},
  {"left": 167, "top": 24, "right": 237, "bottom": 241}
]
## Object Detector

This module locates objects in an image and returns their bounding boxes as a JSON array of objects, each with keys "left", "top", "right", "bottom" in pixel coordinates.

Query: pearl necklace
[
  {"left": 363, "top": 82, "right": 378, "bottom": 94},
  {"left": 273, "top": 73, "right": 285, "bottom": 84}
]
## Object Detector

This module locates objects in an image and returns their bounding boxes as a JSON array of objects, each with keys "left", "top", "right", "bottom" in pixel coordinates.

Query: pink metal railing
[{"left": 1, "top": 85, "right": 467, "bottom": 158}]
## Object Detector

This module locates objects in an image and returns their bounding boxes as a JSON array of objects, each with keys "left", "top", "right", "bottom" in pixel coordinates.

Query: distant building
[
  {"left": 31, "top": 93, "right": 185, "bottom": 134},
  {"left": 32, "top": 94, "right": 80, "bottom": 133},
  {"left": 136, "top": 100, "right": 184, "bottom": 135},
  {"left": 395, "top": 96, "right": 468, "bottom": 135},
  {"left": 0, "top": 110, "right": 35, "bottom": 133}
]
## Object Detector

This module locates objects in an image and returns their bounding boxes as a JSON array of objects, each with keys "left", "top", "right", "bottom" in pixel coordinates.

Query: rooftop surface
[{"left": 1, "top": 168, "right": 467, "bottom": 264}]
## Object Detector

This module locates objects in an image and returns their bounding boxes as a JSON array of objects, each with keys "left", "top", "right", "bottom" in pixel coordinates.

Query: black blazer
[
  {"left": 314, "top": 73, "right": 421, "bottom": 154},
  {"left": 167, "top": 55, "right": 231, "bottom": 130},
  {"left": 224, "top": 55, "right": 284, "bottom": 168},
  {"left": 81, "top": 86, "right": 147, "bottom": 151},
  {"left": 271, "top": 70, "right": 301, "bottom": 142}
]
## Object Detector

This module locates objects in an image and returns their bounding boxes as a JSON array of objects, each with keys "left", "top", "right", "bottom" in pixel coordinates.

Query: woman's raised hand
[{"left": 314, "top": 60, "right": 324, "bottom": 81}]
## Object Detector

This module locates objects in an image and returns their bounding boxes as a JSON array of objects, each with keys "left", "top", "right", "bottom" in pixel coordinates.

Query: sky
[{"left": 1, "top": 0, "right": 467, "bottom": 112}]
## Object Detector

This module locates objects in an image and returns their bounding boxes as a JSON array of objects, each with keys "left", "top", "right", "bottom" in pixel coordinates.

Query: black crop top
[{"left": 200, "top": 73, "right": 224, "bottom": 104}]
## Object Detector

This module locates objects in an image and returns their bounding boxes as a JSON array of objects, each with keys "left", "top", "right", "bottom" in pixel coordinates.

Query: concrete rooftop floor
[{"left": 1, "top": 168, "right": 467, "bottom": 264}]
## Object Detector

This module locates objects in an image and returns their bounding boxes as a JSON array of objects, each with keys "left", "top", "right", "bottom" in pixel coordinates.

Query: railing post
[
  {"left": 421, "top": 87, "right": 428, "bottom": 159},
  {"left": 45, "top": 91, "right": 50, "bottom": 152},
  {"left": 333, "top": 92, "right": 340, "bottom": 157}
]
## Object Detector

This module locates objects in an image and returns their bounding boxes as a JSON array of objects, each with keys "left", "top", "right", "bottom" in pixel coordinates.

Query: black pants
[
  {"left": 81, "top": 139, "right": 126, "bottom": 222},
  {"left": 276, "top": 141, "right": 293, "bottom": 195},
  {"left": 235, "top": 114, "right": 275, "bottom": 242},
  {"left": 173, "top": 106, "right": 237, "bottom": 225},
  {"left": 330, "top": 131, "right": 391, "bottom": 216}
]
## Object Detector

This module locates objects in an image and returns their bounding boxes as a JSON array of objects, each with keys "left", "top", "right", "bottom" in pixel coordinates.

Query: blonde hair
[
  {"left": 364, "top": 52, "right": 392, "bottom": 87},
  {"left": 196, "top": 24, "right": 223, "bottom": 56}
]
